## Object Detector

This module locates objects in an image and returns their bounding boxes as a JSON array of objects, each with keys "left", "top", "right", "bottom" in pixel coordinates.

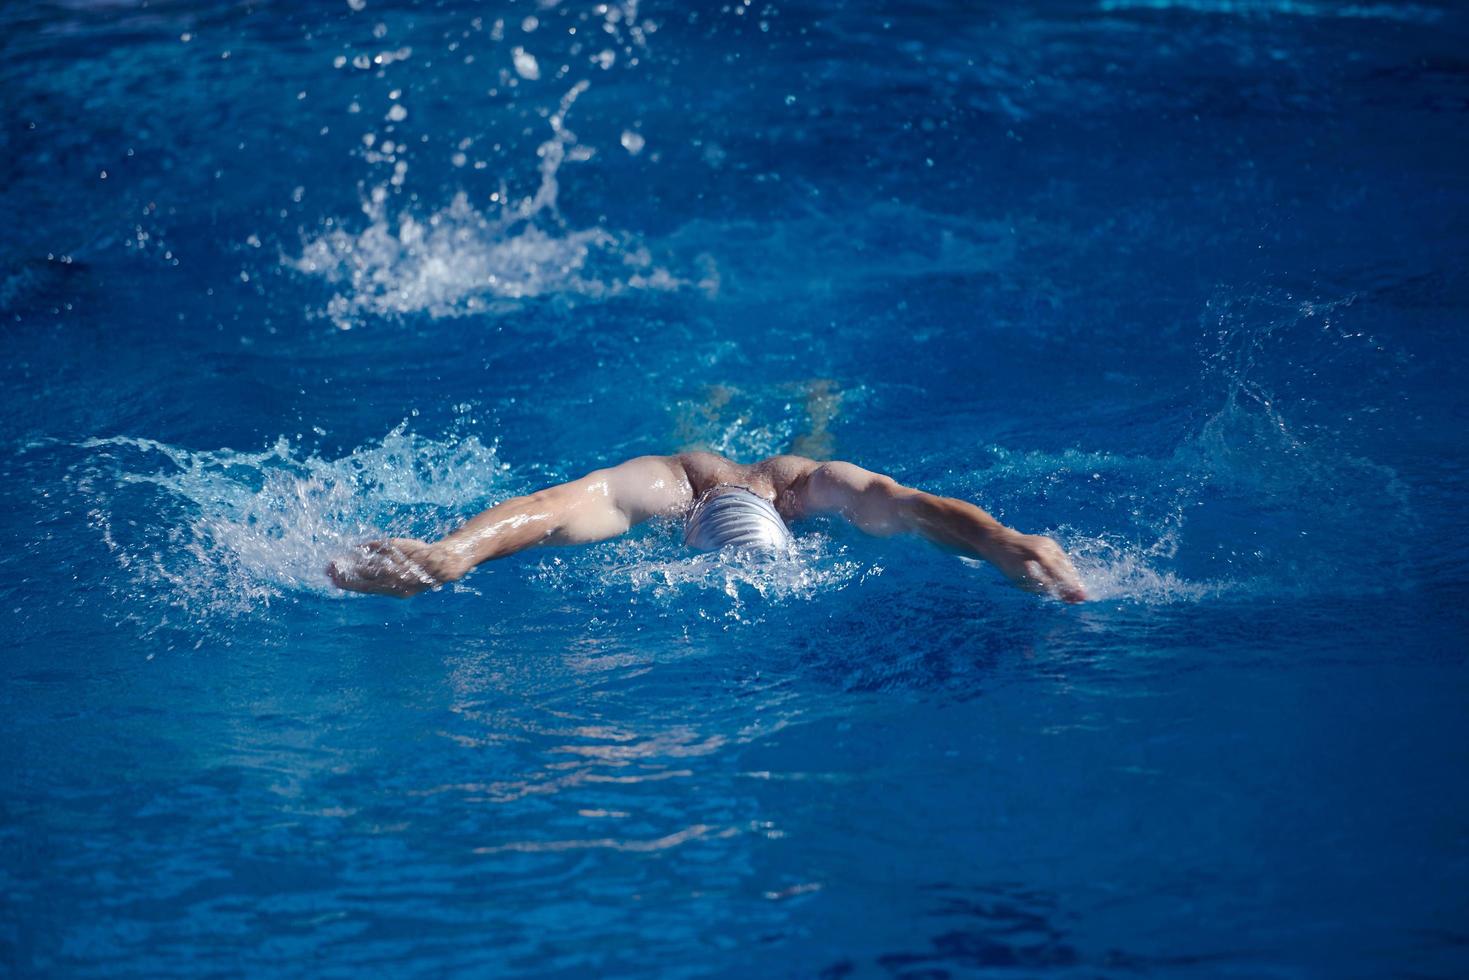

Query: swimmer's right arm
[{"left": 327, "top": 455, "right": 693, "bottom": 597}]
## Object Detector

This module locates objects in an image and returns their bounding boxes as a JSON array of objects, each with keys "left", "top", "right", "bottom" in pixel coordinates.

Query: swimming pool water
[{"left": 3, "top": 0, "right": 1467, "bottom": 975}]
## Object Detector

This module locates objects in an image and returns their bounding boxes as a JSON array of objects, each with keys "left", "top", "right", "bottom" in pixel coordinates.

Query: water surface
[{"left": 3, "top": 0, "right": 1468, "bottom": 975}]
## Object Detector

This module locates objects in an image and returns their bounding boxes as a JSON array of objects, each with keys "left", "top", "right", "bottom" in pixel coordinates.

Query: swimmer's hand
[
  {"left": 986, "top": 531, "right": 1088, "bottom": 603},
  {"left": 327, "top": 538, "right": 464, "bottom": 598}
]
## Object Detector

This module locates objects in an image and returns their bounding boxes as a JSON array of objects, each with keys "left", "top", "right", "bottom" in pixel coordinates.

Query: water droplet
[{"left": 511, "top": 47, "right": 540, "bottom": 80}]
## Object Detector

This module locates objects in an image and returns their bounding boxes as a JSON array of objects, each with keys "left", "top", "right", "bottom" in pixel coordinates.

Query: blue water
[{"left": 4, "top": 0, "right": 1468, "bottom": 975}]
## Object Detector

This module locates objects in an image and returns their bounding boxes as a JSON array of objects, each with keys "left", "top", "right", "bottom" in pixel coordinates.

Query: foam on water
[
  {"left": 290, "top": 81, "right": 686, "bottom": 329},
  {"left": 69, "top": 425, "right": 506, "bottom": 633},
  {"left": 532, "top": 530, "right": 873, "bottom": 625}
]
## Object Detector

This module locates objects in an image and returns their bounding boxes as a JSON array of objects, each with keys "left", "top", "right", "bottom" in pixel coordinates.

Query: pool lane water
[{"left": 3, "top": 0, "right": 1468, "bottom": 976}]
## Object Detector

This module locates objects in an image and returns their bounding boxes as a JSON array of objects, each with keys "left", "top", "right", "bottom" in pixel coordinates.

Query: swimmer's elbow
[{"left": 549, "top": 507, "right": 632, "bottom": 545}]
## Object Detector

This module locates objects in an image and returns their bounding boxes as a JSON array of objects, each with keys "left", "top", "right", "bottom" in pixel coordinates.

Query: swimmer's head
[{"left": 683, "top": 486, "right": 793, "bottom": 553}]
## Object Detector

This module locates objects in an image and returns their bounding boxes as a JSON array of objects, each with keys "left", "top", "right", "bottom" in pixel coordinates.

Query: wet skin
[{"left": 328, "top": 452, "right": 1088, "bottom": 603}]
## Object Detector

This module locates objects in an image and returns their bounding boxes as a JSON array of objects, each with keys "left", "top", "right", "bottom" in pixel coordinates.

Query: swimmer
[{"left": 327, "top": 452, "right": 1088, "bottom": 603}]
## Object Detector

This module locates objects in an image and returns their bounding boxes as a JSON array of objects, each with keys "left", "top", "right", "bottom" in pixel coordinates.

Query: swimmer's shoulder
[
  {"left": 670, "top": 452, "right": 822, "bottom": 499},
  {"left": 671, "top": 451, "right": 740, "bottom": 494},
  {"left": 759, "top": 453, "right": 821, "bottom": 473},
  {"left": 756, "top": 454, "right": 823, "bottom": 493}
]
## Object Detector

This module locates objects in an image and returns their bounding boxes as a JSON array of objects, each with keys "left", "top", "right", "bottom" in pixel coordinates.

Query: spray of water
[
  {"left": 962, "top": 290, "right": 1416, "bottom": 604},
  {"left": 291, "top": 81, "right": 684, "bottom": 328},
  {"left": 70, "top": 426, "right": 507, "bottom": 631},
  {"left": 65, "top": 422, "right": 878, "bottom": 638}
]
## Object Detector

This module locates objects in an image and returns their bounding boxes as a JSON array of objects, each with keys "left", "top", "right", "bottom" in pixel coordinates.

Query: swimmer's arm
[
  {"left": 797, "top": 461, "right": 1087, "bottom": 602},
  {"left": 328, "top": 455, "right": 693, "bottom": 597}
]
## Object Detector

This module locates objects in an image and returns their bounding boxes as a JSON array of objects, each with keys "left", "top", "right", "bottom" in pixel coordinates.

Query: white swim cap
[{"left": 683, "top": 486, "right": 793, "bottom": 553}]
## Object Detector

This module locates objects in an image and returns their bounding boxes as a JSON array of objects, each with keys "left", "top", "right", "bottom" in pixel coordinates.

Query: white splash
[
  {"left": 1060, "top": 534, "right": 1233, "bottom": 603},
  {"left": 290, "top": 82, "right": 683, "bottom": 328},
  {"left": 72, "top": 426, "right": 507, "bottom": 629}
]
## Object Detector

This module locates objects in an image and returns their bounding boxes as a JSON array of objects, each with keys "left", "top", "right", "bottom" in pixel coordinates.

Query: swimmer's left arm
[
  {"left": 798, "top": 461, "right": 1087, "bottom": 602},
  {"left": 328, "top": 455, "right": 693, "bottom": 597}
]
